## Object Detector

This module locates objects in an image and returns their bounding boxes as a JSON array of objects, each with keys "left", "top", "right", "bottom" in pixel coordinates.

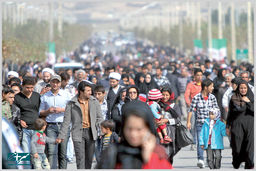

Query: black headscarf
[
  {"left": 124, "top": 85, "right": 140, "bottom": 103},
  {"left": 232, "top": 80, "right": 254, "bottom": 106},
  {"left": 110, "top": 100, "right": 157, "bottom": 169}
]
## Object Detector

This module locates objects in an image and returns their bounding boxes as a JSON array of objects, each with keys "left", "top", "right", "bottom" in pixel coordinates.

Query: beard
[{"left": 43, "top": 78, "right": 50, "bottom": 83}]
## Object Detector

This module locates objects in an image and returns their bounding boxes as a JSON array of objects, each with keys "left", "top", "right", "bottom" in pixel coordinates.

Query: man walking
[
  {"left": 57, "top": 81, "right": 103, "bottom": 169},
  {"left": 14, "top": 76, "right": 41, "bottom": 168},
  {"left": 39, "top": 75, "right": 71, "bottom": 169},
  {"left": 187, "top": 78, "right": 220, "bottom": 168}
]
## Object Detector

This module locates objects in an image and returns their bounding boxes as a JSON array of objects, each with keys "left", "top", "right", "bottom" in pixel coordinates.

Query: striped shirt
[{"left": 189, "top": 93, "right": 220, "bottom": 125}]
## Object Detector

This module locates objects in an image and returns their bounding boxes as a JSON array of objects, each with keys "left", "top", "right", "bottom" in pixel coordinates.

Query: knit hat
[{"left": 148, "top": 89, "right": 163, "bottom": 100}]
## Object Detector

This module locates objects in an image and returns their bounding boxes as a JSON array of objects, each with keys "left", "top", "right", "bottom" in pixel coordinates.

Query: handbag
[{"left": 175, "top": 121, "right": 193, "bottom": 148}]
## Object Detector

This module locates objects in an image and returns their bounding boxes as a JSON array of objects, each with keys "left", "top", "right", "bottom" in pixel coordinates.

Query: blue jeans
[
  {"left": 190, "top": 111, "right": 197, "bottom": 144},
  {"left": 46, "top": 123, "right": 69, "bottom": 169},
  {"left": 32, "top": 153, "right": 50, "bottom": 169},
  {"left": 196, "top": 124, "right": 204, "bottom": 160},
  {"left": 21, "top": 128, "right": 35, "bottom": 168}
]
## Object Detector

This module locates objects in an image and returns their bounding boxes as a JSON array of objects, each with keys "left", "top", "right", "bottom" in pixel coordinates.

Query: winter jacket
[{"left": 199, "top": 118, "right": 227, "bottom": 150}]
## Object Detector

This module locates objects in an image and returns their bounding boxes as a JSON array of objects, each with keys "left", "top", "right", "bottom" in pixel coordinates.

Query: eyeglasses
[{"left": 129, "top": 91, "right": 137, "bottom": 94}]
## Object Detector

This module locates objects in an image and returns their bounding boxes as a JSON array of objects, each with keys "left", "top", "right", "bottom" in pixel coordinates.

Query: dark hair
[
  {"left": 77, "top": 81, "right": 93, "bottom": 95},
  {"left": 8, "top": 77, "right": 21, "bottom": 85},
  {"left": 194, "top": 68, "right": 203, "bottom": 75},
  {"left": 60, "top": 72, "right": 70, "bottom": 81},
  {"left": 11, "top": 83, "right": 22, "bottom": 91},
  {"left": 100, "top": 120, "right": 115, "bottom": 131},
  {"left": 156, "top": 66, "right": 162, "bottom": 71},
  {"left": 94, "top": 85, "right": 105, "bottom": 93},
  {"left": 22, "top": 76, "right": 36, "bottom": 86},
  {"left": 2, "top": 86, "right": 15, "bottom": 95},
  {"left": 201, "top": 78, "right": 213, "bottom": 91},
  {"left": 121, "top": 74, "right": 129, "bottom": 80},
  {"left": 34, "top": 118, "right": 47, "bottom": 130},
  {"left": 231, "top": 77, "right": 242, "bottom": 85}
]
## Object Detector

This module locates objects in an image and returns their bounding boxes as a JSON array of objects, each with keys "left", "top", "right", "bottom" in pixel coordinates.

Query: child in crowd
[
  {"left": 31, "top": 118, "right": 59, "bottom": 169},
  {"left": 100, "top": 120, "right": 120, "bottom": 154},
  {"left": 199, "top": 108, "right": 226, "bottom": 169},
  {"left": 147, "top": 89, "right": 172, "bottom": 144}
]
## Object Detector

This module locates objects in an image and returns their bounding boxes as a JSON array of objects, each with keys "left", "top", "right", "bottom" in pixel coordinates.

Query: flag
[
  {"left": 193, "top": 39, "right": 203, "bottom": 55},
  {"left": 47, "top": 42, "right": 56, "bottom": 65},
  {"left": 209, "top": 39, "right": 227, "bottom": 61}
]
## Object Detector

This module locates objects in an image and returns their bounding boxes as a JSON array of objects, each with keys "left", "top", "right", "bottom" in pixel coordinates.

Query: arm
[
  {"left": 184, "top": 83, "right": 191, "bottom": 107},
  {"left": 57, "top": 102, "right": 72, "bottom": 140},
  {"left": 212, "top": 96, "right": 221, "bottom": 119},
  {"left": 30, "top": 134, "right": 38, "bottom": 155},
  {"left": 222, "top": 89, "right": 230, "bottom": 109},
  {"left": 220, "top": 122, "right": 227, "bottom": 136},
  {"left": 112, "top": 106, "right": 122, "bottom": 124},
  {"left": 187, "top": 96, "right": 197, "bottom": 129},
  {"left": 149, "top": 103, "right": 161, "bottom": 119},
  {"left": 199, "top": 123, "right": 206, "bottom": 147},
  {"left": 95, "top": 101, "right": 104, "bottom": 129}
]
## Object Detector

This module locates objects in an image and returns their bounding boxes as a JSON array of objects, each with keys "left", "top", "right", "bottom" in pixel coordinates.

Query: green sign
[
  {"left": 7, "top": 152, "right": 31, "bottom": 165},
  {"left": 236, "top": 49, "right": 248, "bottom": 60}
]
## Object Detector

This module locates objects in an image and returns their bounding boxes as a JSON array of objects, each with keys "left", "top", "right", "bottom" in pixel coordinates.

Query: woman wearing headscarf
[
  {"left": 97, "top": 100, "right": 173, "bottom": 169},
  {"left": 226, "top": 80, "right": 254, "bottom": 169},
  {"left": 139, "top": 73, "right": 159, "bottom": 95},
  {"left": 111, "top": 88, "right": 127, "bottom": 136},
  {"left": 158, "top": 86, "right": 182, "bottom": 164},
  {"left": 124, "top": 85, "right": 140, "bottom": 103}
]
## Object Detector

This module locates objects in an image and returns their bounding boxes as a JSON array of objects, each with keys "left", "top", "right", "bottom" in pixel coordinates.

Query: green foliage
[{"left": 2, "top": 19, "right": 92, "bottom": 63}]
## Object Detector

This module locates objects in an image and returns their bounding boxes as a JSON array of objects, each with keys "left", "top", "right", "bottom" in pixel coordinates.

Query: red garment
[
  {"left": 156, "top": 118, "right": 167, "bottom": 133},
  {"left": 204, "top": 96, "right": 209, "bottom": 101},
  {"left": 184, "top": 81, "right": 202, "bottom": 106},
  {"left": 115, "top": 145, "right": 173, "bottom": 169}
]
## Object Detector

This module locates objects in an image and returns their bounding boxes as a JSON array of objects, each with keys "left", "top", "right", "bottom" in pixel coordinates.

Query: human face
[
  {"left": 22, "top": 84, "right": 34, "bottom": 96},
  {"left": 92, "top": 77, "right": 97, "bottom": 84},
  {"left": 206, "top": 83, "right": 214, "bottom": 94},
  {"left": 240, "top": 73, "right": 249, "bottom": 82},
  {"left": 156, "top": 69, "right": 162, "bottom": 77},
  {"left": 80, "top": 86, "right": 92, "bottom": 99},
  {"left": 145, "top": 74, "right": 151, "bottom": 83},
  {"left": 128, "top": 88, "right": 138, "bottom": 100},
  {"left": 109, "top": 78, "right": 119, "bottom": 88},
  {"left": 234, "top": 69, "right": 240, "bottom": 77},
  {"left": 239, "top": 84, "right": 248, "bottom": 96},
  {"left": 121, "top": 91, "right": 127, "bottom": 101},
  {"left": 123, "top": 115, "right": 150, "bottom": 147},
  {"left": 50, "top": 79, "right": 61, "bottom": 92},
  {"left": 122, "top": 78, "right": 130, "bottom": 86},
  {"left": 77, "top": 72, "right": 85, "bottom": 82},
  {"left": 162, "top": 91, "right": 170, "bottom": 103},
  {"left": 11, "top": 86, "right": 20, "bottom": 95},
  {"left": 139, "top": 76, "right": 144, "bottom": 83},
  {"left": 101, "top": 126, "right": 108, "bottom": 135},
  {"left": 6, "top": 93, "right": 15, "bottom": 105},
  {"left": 61, "top": 79, "right": 69, "bottom": 88},
  {"left": 94, "top": 91, "right": 105, "bottom": 102},
  {"left": 232, "top": 83, "right": 238, "bottom": 91},
  {"left": 194, "top": 72, "right": 203, "bottom": 83},
  {"left": 43, "top": 72, "right": 51, "bottom": 83},
  {"left": 225, "top": 76, "right": 232, "bottom": 86},
  {"left": 209, "top": 112, "right": 216, "bottom": 120}
]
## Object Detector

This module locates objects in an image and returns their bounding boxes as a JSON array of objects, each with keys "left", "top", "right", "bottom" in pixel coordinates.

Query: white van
[{"left": 53, "top": 62, "right": 84, "bottom": 72}]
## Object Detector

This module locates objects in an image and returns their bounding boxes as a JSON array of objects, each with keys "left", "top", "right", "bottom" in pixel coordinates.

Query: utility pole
[
  {"left": 247, "top": 1, "right": 253, "bottom": 64},
  {"left": 197, "top": 2, "right": 201, "bottom": 39},
  {"left": 49, "top": 2, "right": 54, "bottom": 42},
  {"left": 58, "top": 2, "right": 63, "bottom": 37},
  {"left": 218, "top": 1, "right": 223, "bottom": 39},
  {"left": 178, "top": 4, "right": 183, "bottom": 53},
  {"left": 231, "top": 2, "right": 236, "bottom": 62},
  {"left": 208, "top": 2, "right": 212, "bottom": 60}
]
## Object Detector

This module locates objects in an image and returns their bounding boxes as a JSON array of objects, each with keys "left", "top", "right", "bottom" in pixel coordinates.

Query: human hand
[
  {"left": 226, "top": 128, "right": 230, "bottom": 136},
  {"left": 54, "top": 107, "right": 63, "bottom": 113},
  {"left": 20, "top": 120, "right": 28, "bottom": 128},
  {"left": 155, "top": 119, "right": 168, "bottom": 126},
  {"left": 187, "top": 122, "right": 191, "bottom": 130},
  {"left": 33, "top": 153, "right": 39, "bottom": 158},
  {"left": 56, "top": 138, "right": 63, "bottom": 144},
  {"left": 242, "top": 96, "right": 250, "bottom": 103},
  {"left": 200, "top": 145, "right": 204, "bottom": 149},
  {"left": 48, "top": 107, "right": 55, "bottom": 114},
  {"left": 141, "top": 132, "right": 156, "bottom": 163},
  {"left": 40, "top": 87, "right": 51, "bottom": 95}
]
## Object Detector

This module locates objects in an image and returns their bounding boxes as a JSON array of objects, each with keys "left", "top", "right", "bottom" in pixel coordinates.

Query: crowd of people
[{"left": 2, "top": 38, "right": 254, "bottom": 169}]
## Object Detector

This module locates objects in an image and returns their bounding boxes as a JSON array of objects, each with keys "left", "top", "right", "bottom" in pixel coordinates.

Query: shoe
[
  {"left": 197, "top": 160, "right": 205, "bottom": 168},
  {"left": 160, "top": 138, "right": 164, "bottom": 144},
  {"left": 67, "top": 158, "right": 74, "bottom": 163},
  {"left": 164, "top": 135, "right": 172, "bottom": 142}
]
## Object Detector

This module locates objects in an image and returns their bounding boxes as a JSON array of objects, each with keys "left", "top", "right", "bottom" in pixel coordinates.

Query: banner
[
  {"left": 47, "top": 42, "right": 56, "bottom": 65},
  {"left": 209, "top": 39, "right": 227, "bottom": 61},
  {"left": 236, "top": 49, "right": 248, "bottom": 60},
  {"left": 193, "top": 39, "right": 203, "bottom": 55}
]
